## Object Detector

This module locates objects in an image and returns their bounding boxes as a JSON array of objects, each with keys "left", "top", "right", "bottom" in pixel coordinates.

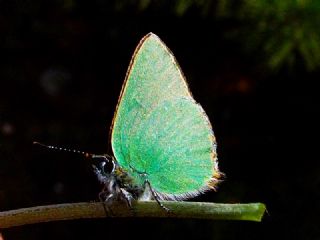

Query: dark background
[{"left": 0, "top": 1, "right": 319, "bottom": 239}]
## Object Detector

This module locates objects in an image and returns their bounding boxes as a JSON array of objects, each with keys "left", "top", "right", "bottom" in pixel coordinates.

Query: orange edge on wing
[
  {"left": 204, "top": 116, "right": 224, "bottom": 191},
  {"left": 107, "top": 33, "right": 153, "bottom": 153},
  {"left": 207, "top": 154, "right": 224, "bottom": 191}
]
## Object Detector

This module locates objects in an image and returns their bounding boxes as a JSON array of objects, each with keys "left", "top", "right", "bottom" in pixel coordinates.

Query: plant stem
[{"left": 0, "top": 201, "right": 266, "bottom": 228}]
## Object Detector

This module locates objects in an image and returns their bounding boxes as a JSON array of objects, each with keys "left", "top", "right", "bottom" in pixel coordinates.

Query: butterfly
[
  {"left": 34, "top": 33, "right": 221, "bottom": 211},
  {"left": 92, "top": 33, "right": 222, "bottom": 211}
]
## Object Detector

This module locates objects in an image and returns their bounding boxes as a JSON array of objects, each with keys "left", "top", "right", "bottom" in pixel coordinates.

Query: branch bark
[{"left": 0, "top": 201, "right": 266, "bottom": 229}]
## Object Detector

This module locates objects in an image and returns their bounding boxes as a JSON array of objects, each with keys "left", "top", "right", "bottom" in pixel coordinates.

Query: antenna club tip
[{"left": 33, "top": 141, "right": 39, "bottom": 145}]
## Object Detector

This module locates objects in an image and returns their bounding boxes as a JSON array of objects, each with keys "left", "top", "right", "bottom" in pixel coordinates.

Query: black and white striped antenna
[
  {"left": 33, "top": 141, "right": 94, "bottom": 158},
  {"left": 33, "top": 141, "right": 112, "bottom": 161}
]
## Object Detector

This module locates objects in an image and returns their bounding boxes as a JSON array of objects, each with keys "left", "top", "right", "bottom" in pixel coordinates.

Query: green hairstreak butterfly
[
  {"left": 92, "top": 33, "right": 222, "bottom": 210},
  {"left": 34, "top": 33, "right": 222, "bottom": 211}
]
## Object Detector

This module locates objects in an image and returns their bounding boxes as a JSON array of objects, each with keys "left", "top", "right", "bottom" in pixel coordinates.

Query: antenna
[
  {"left": 33, "top": 141, "right": 93, "bottom": 158},
  {"left": 33, "top": 141, "right": 113, "bottom": 163}
]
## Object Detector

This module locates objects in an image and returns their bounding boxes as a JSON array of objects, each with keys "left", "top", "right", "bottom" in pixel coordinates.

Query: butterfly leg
[
  {"left": 99, "top": 196, "right": 112, "bottom": 217},
  {"left": 119, "top": 188, "right": 133, "bottom": 209},
  {"left": 98, "top": 187, "right": 116, "bottom": 216},
  {"left": 145, "top": 179, "right": 170, "bottom": 212}
]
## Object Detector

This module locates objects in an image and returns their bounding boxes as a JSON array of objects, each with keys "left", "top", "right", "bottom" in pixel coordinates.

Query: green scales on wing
[{"left": 111, "top": 33, "right": 220, "bottom": 200}]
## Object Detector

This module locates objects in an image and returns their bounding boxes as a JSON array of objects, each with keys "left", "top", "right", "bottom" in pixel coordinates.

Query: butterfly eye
[{"left": 94, "top": 157, "right": 115, "bottom": 175}]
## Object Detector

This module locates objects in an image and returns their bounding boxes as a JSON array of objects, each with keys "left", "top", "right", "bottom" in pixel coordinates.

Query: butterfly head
[{"left": 91, "top": 154, "right": 116, "bottom": 176}]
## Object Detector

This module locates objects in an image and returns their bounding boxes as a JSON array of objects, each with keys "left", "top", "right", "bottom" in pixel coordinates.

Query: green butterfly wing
[{"left": 111, "top": 33, "right": 219, "bottom": 198}]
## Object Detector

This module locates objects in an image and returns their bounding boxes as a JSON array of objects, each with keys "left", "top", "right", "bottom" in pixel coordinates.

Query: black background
[{"left": 0, "top": 1, "right": 319, "bottom": 239}]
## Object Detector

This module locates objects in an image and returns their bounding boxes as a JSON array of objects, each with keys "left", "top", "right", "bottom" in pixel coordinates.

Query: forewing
[{"left": 111, "top": 33, "right": 192, "bottom": 169}]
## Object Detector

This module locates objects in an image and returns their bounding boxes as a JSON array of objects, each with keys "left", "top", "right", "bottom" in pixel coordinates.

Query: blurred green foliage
[
  {"left": 2, "top": 0, "right": 319, "bottom": 71},
  {"left": 235, "top": 0, "right": 320, "bottom": 72},
  {"left": 114, "top": 0, "right": 320, "bottom": 72}
]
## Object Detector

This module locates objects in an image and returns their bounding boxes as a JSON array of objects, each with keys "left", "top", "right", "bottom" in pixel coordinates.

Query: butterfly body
[{"left": 96, "top": 33, "right": 221, "bottom": 208}]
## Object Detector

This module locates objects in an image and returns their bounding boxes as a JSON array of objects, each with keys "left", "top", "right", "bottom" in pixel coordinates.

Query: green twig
[{"left": 0, "top": 201, "right": 266, "bottom": 229}]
